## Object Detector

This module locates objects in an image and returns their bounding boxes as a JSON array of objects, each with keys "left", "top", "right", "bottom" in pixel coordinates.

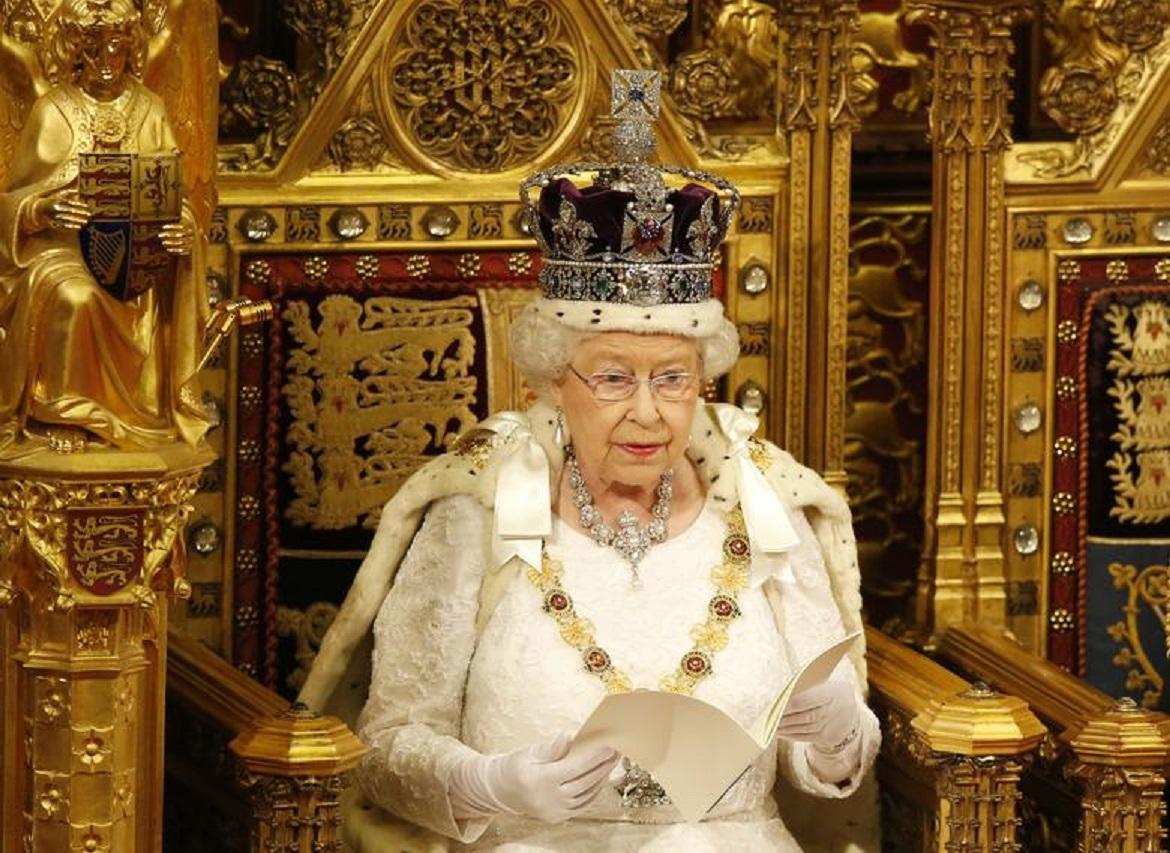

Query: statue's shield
[{"left": 78, "top": 153, "right": 182, "bottom": 301}]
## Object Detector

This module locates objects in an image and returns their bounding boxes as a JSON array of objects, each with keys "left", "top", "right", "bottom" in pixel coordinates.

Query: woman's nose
[{"left": 628, "top": 381, "right": 660, "bottom": 424}]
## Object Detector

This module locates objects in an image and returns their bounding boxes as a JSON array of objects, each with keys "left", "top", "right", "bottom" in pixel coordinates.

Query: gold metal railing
[
  {"left": 938, "top": 625, "right": 1170, "bottom": 852},
  {"left": 866, "top": 626, "right": 1048, "bottom": 851},
  {"left": 165, "top": 628, "right": 365, "bottom": 853}
]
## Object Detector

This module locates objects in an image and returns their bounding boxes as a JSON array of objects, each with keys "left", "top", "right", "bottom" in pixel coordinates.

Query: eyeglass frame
[{"left": 566, "top": 363, "right": 702, "bottom": 403}]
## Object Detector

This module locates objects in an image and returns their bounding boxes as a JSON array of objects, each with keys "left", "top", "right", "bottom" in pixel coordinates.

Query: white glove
[
  {"left": 775, "top": 679, "right": 860, "bottom": 750},
  {"left": 449, "top": 734, "right": 621, "bottom": 823}
]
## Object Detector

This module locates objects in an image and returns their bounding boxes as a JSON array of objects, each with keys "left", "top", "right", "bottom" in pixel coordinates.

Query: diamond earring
[{"left": 554, "top": 406, "right": 566, "bottom": 447}]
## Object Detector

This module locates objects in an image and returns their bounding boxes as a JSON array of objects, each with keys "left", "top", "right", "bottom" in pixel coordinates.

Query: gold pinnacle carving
[
  {"left": 776, "top": 0, "right": 860, "bottom": 484},
  {"left": 907, "top": 0, "right": 1032, "bottom": 635},
  {"left": 912, "top": 683, "right": 1046, "bottom": 852},
  {"left": 913, "top": 681, "right": 1047, "bottom": 757}
]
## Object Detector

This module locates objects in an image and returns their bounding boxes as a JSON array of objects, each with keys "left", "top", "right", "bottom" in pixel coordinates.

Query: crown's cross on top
[{"left": 611, "top": 70, "right": 660, "bottom": 164}]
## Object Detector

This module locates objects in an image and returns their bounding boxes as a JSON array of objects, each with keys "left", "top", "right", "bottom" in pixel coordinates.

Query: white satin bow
[
  {"left": 711, "top": 405, "right": 801, "bottom": 582},
  {"left": 486, "top": 413, "right": 551, "bottom": 571}
]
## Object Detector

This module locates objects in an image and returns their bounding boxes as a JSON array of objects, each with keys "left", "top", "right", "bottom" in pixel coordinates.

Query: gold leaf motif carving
[
  {"left": 669, "top": 1, "right": 778, "bottom": 121},
  {"left": 1145, "top": 119, "right": 1170, "bottom": 176},
  {"left": 1106, "top": 561, "right": 1168, "bottom": 708},
  {"left": 608, "top": 0, "right": 687, "bottom": 38},
  {"left": 282, "top": 294, "right": 479, "bottom": 529},
  {"left": 75, "top": 611, "right": 116, "bottom": 654},
  {"left": 1038, "top": 0, "right": 1169, "bottom": 135},
  {"left": 381, "top": 0, "right": 581, "bottom": 172},
  {"left": 276, "top": 602, "right": 339, "bottom": 693},
  {"left": 327, "top": 116, "right": 392, "bottom": 172},
  {"left": 1018, "top": 9, "right": 1170, "bottom": 179}
]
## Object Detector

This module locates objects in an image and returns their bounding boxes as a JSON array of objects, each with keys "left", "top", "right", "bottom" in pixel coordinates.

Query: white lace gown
[{"left": 356, "top": 494, "right": 879, "bottom": 852}]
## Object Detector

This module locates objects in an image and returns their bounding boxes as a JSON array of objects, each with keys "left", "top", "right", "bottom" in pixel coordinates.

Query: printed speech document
[{"left": 570, "top": 631, "right": 861, "bottom": 822}]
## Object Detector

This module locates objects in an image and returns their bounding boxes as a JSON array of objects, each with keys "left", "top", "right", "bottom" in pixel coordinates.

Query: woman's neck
[{"left": 556, "top": 452, "right": 707, "bottom": 538}]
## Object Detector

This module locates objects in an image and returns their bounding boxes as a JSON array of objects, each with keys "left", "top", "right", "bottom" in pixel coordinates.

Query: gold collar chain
[{"left": 527, "top": 503, "right": 751, "bottom": 696}]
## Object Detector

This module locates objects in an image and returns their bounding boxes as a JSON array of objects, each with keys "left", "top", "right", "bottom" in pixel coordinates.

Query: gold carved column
[
  {"left": 231, "top": 706, "right": 366, "bottom": 853},
  {"left": 907, "top": 0, "right": 1031, "bottom": 633},
  {"left": 1065, "top": 699, "right": 1170, "bottom": 852},
  {"left": 915, "top": 683, "right": 1046, "bottom": 851},
  {"left": 777, "top": 0, "right": 860, "bottom": 488},
  {"left": 0, "top": 447, "right": 212, "bottom": 853}
]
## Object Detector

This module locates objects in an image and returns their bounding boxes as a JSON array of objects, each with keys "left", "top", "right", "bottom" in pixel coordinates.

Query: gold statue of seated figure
[{"left": 0, "top": 0, "right": 211, "bottom": 457}]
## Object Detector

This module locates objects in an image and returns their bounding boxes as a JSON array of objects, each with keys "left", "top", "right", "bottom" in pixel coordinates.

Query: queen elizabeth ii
[{"left": 298, "top": 71, "right": 879, "bottom": 852}]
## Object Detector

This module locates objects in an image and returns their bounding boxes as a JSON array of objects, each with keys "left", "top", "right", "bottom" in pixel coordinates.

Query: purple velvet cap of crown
[{"left": 537, "top": 178, "right": 721, "bottom": 261}]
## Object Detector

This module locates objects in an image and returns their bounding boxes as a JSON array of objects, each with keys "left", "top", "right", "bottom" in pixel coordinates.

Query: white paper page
[
  {"left": 568, "top": 631, "right": 861, "bottom": 822},
  {"left": 749, "top": 630, "right": 861, "bottom": 746},
  {"left": 571, "top": 690, "right": 761, "bottom": 822}
]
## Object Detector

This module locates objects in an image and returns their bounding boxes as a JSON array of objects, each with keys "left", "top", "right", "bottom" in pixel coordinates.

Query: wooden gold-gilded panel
[{"left": 845, "top": 208, "right": 930, "bottom": 632}]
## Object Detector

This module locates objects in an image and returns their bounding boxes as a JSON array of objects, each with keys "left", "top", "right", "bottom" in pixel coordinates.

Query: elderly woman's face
[{"left": 552, "top": 332, "right": 701, "bottom": 491}]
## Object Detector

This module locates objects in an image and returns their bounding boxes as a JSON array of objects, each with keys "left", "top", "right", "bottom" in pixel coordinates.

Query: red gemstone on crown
[
  {"left": 683, "top": 652, "right": 709, "bottom": 675},
  {"left": 633, "top": 218, "right": 664, "bottom": 253},
  {"left": 546, "top": 591, "right": 569, "bottom": 612}
]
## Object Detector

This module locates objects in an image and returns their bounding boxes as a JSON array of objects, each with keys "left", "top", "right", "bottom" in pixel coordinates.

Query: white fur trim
[{"left": 529, "top": 297, "right": 727, "bottom": 337}]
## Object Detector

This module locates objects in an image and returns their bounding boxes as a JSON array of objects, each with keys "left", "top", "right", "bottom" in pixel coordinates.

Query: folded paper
[{"left": 570, "top": 631, "right": 861, "bottom": 822}]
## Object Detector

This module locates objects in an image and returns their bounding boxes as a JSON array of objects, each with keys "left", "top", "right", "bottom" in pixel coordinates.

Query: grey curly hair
[{"left": 509, "top": 303, "right": 740, "bottom": 394}]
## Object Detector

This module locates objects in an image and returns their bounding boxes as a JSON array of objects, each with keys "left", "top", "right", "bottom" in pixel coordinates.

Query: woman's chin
[{"left": 605, "top": 461, "right": 670, "bottom": 490}]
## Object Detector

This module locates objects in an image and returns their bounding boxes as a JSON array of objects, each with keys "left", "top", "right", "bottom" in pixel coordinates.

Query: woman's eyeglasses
[{"left": 568, "top": 364, "right": 699, "bottom": 402}]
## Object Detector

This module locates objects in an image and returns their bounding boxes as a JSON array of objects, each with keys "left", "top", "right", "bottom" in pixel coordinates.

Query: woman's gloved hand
[
  {"left": 775, "top": 679, "right": 860, "bottom": 752},
  {"left": 450, "top": 733, "right": 621, "bottom": 823}
]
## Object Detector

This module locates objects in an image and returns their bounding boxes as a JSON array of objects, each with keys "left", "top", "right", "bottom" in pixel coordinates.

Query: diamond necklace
[{"left": 565, "top": 445, "right": 673, "bottom": 585}]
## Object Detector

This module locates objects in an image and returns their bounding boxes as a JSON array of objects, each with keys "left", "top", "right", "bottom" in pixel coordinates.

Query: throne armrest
[
  {"left": 866, "top": 626, "right": 1046, "bottom": 850},
  {"left": 166, "top": 628, "right": 365, "bottom": 853},
  {"left": 938, "top": 624, "right": 1170, "bottom": 850}
]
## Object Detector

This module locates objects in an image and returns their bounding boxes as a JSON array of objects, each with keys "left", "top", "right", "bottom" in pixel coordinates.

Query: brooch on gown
[{"left": 616, "top": 758, "right": 672, "bottom": 811}]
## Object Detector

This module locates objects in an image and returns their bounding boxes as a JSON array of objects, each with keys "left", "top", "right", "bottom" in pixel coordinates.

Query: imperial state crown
[{"left": 520, "top": 70, "right": 740, "bottom": 309}]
